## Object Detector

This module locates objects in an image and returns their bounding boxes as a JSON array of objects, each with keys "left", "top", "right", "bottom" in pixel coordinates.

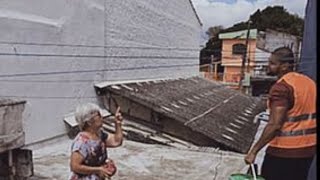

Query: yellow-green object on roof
[
  {"left": 229, "top": 173, "right": 265, "bottom": 180},
  {"left": 219, "top": 29, "right": 257, "bottom": 39}
]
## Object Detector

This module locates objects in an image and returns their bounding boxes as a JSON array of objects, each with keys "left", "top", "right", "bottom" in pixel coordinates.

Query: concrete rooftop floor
[{"left": 27, "top": 121, "right": 267, "bottom": 180}]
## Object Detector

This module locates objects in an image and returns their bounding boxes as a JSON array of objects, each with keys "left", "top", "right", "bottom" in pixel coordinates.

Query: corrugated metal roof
[
  {"left": 95, "top": 77, "right": 264, "bottom": 153},
  {"left": 219, "top": 29, "right": 258, "bottom": 39}
]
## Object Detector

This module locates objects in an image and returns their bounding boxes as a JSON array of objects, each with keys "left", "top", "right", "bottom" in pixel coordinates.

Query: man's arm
[{"left": 245, "top": 104, "right": 288, "bottom": 164}]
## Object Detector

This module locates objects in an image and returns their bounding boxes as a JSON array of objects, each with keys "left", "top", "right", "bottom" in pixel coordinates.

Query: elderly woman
[{"left": 69, "top": 103, "right": 123, "bottom": 180}]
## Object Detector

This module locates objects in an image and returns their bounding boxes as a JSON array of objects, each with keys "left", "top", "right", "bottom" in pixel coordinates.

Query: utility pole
[
  {"left": 238, "top": 19, "right": 252, "bottom": 91},
  {"left": 214, "top": 62, "right": 218, "bottom": 80},
  {"left": 210, "top": 55, "right": 214, "bottom": 74},
  {"left": 246, "top": 58, "right": 251, "bottom": 73},
  {"left": 209, "top": 55, "right": 214, "bottom": 80}
]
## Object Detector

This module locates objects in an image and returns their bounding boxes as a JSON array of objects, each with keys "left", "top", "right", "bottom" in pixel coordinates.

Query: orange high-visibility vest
[{"left": 268, "top": 72, "right": 317, "bottom": 149}]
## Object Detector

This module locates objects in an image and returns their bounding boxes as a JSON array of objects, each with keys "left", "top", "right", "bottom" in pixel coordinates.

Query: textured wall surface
[
  {"left": 0, "top": 0, "right": 201, "bottom": 144},
  {"left": 258, "top": 29, "right": 300, "bottom": 55},
  {"left": 0, "top": 99, "right": 26, "bottom": 152}
]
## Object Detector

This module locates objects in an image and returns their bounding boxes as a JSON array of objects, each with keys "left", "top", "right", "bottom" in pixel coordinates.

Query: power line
[
  {"left": 0, "top": 63, "right": 198, "bottom": 78},
  {"left": 0, "top": 79, "right": 96, "bottom": 83},
  {"left": 1, "top": 59, "right": 314, "bottom": 82},
  {"left": 201, "top": 49, "right": 302, "bottom": 53},
  {"left": 200, "top": 58, "right": 311, "bottom": 60},
  {"left": 0, "top": 95, "right": 96, "bottom": 99},
  {"left": 200, "top": 57, "right": 316, "bottom": 60},
  {"left": 1, "top": 52, "right": 315, "bottom": 61},
  {"left": 200, "top": 61, "right": 315, "bottom": 66},
  {"left": 0, "top": 52, "right": 198, "bottom": 60},
  {"left": 0, "top": 50, "right": 309, "bottom": 58},
  {"left": 0, "top": 41, "right": 200, "bottom": 51},
  {"left": 0, "top": 41, "right": 307, "bottom": 55},
  {"left": 0, "top": 76, "right": 164, "bottom": 83}
]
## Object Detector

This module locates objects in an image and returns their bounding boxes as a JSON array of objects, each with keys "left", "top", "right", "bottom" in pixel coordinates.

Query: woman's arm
[
  {"left": 106, "top": 107, "right": 123, "bottom": 147},
  {"left": 70, "top": 151, "right": 109, "bottom": 177}
]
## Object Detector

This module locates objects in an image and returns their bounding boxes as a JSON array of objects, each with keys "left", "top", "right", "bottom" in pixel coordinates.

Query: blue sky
[{"left": 192, "top": 0, "right": 308, "bottom": 30}]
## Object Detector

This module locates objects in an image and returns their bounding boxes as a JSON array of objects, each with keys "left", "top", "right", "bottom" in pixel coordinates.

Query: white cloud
[{"left": 192, "top": 0, "right": 308, "bottom": 30}]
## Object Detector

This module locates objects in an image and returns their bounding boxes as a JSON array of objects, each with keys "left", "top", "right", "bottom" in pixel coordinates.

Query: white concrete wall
[
  {"left": 0, "top": 0, "right": 201, "bottom": 144},
  {"left": 253, "top": 48, "right": 270, "bottom": 75},
  {"left": 254, "top": 48, "right": 270, "bottom": 65},
  {"left": 263, "top": 29, "right": 300, "bottom": 55}
]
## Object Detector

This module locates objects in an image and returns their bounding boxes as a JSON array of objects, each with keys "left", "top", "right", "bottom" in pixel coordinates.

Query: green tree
[
  {"left": 206, "top": 25, "right": 224, "bottom": 38},
  {"left": 200, "top": 26, "right": 224, "bottom": 73},
  {"left": 200, "top": 26, "right": 224, "bottom": 64},
  {"left": 221, "top": 6, "right": 304, "bottom": 37}
]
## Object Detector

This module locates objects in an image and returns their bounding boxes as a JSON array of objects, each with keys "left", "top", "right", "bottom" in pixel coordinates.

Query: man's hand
[
  {"left": 244, "top": 151, "right": 257, "bottom": 164},
  {"left": 244, "top": 105, "right": 287, "bottom": 165}
]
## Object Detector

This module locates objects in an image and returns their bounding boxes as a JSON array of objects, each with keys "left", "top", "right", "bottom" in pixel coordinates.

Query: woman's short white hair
[{"left": 75, "top": 103, "right": 101, "bottom": 130}]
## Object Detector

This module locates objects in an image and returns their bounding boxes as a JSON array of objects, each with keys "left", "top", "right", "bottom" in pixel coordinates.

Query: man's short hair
[{"left": 272, "top": 47, "right": 295, "bottom": 64}]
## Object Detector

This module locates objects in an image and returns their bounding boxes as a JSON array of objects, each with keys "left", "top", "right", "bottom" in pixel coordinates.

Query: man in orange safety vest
[{"left": 245, "top": 47, "right": 316, "bottom": 180}]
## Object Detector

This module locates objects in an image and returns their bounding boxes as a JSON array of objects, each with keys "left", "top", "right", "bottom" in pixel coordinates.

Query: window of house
[{"left": 232, "top": 43, "right": 246, "bottom": 55}]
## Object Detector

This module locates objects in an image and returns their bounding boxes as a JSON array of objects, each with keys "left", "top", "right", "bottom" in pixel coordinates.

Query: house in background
[
  {"left": 219, "top": 28, "right": 301, "bottom": 90},
  {"left": 219, "top": 29, "right": 258, "bottom": 86}
]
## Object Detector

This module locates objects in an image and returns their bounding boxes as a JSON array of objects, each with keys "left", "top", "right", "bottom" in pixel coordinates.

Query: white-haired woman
[{"left": 69, "top": 103, "right": 123, "bottom": 180}]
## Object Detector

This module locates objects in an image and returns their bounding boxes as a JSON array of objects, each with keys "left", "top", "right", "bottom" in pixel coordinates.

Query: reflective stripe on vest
[
  {"left": 287, "top": 113, "right": 317, "bottom": 122},
  {"left": 268, "top": 72, "right": 317, "bottom": 149},
  {"left": 278, "top": 127, "right": 317, "bottom": 137}
]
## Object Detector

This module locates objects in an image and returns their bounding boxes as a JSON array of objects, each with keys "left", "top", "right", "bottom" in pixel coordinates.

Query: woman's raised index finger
[{"left": 116, "top": 106, "right": 121, "bottom": 114}]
